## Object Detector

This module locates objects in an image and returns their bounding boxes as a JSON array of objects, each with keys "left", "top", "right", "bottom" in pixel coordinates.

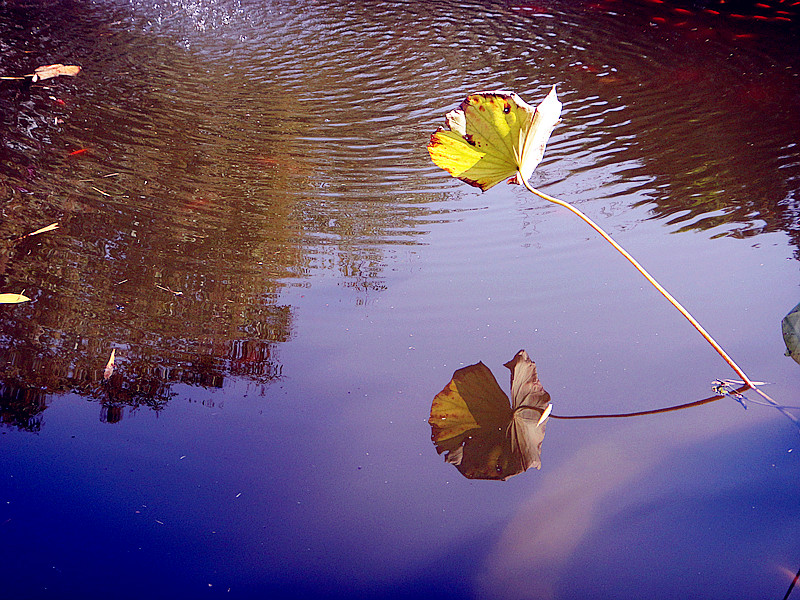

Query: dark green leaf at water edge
[{"left": 782, "top": 301, "right": 800, "bottom": 365}]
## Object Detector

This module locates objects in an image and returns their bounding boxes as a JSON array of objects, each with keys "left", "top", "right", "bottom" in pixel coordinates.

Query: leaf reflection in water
[{"left": 429, "top": 349, "right": 552, "bottom": 481}]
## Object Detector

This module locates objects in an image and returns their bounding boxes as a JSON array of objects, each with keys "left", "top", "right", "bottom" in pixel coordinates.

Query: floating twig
[
  {"left": 12, "top": 222, "right": 59, "bottom": 242},
  {"left": 156, "top": 284, "right": 183, "bottom": 296},
  {"left": 91, "top": 186, "right": 112, "bottom": 197}
]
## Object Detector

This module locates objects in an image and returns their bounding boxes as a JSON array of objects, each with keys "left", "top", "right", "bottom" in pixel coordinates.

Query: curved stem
[
  {"left": 549, "top": 385, "right": 744, "bottom": 420},
  {"left": 519, "top": 175, "right": 799, "bottom": 425}
]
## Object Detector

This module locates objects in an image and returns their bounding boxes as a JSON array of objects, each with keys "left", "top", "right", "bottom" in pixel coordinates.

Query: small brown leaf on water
[
  {"left": 103, "top": 349, "right": 116, "bottom": 380},
  {"left": 30, "top": 64, "right": 81, "bottom": 82}
]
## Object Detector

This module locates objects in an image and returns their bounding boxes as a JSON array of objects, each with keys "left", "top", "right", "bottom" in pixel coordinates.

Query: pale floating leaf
[
  {"left": 28, "top": 222, "right": 59, "bottom": 237},
  {"left": 0, "top": 292, "right": 30, "bottom": 304},
  {"left": 428, "top": 86, "right": 561, "bottom": 191},
  {"left": 104, "top": 349, "right": 116, "bottom": 380},
  {"left": 504, "top": 349, "right": 551, "bottom": 472},
  {"left": 17, "top": 222, "right": 60, "bottom": 241},
  {"left": 30, "top": 64, "right": 81, "bottom": 82}
]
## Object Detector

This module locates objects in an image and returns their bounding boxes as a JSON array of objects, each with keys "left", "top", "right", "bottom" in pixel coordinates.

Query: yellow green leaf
[
  {"left": 0, "top": 292, "right": 30, "bottom": 304},
  {"left": 428, "top": 86, "right": 561, "bottom": 191}
]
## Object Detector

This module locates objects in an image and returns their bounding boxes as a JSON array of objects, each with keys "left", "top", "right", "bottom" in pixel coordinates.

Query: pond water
[{"left": 1, "top": 0, "right": 800, "bottom": 598}]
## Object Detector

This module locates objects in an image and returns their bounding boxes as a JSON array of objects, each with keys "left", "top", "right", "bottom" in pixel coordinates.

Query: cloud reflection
[{"left": 476, "top": 403, "right": 774, "bottom": 600}]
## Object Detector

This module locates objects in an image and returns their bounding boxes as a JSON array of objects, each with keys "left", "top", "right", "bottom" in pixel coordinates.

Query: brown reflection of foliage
[
  {"left": 0, "top": 0, "right": 447, "bottom": 431},
  {"left": 553, "top": 5, "right": 800, "bottom": 254},
  {"left": 0, "top": 383, "right": 47, "bottom": 432},
  {"left": 0, "top": 329, "right": 288, "bottom": 430},
  {"left": 0, "top": 2, "right": 300, "bottom": 431}
]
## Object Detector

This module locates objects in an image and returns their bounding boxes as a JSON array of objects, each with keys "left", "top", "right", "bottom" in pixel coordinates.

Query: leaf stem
[
  {"left": 519, "top": 175, "right": 798, "bottom": 425},
  {"left": 550, "top": 384, "right": 745, "bottom": 419}
]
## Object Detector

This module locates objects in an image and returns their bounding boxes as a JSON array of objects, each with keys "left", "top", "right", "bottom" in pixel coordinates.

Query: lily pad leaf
[
  {"left": 0, "top": 292, "right": 30, "bottom": 304},
  {"left": 429, "top": 349, "right": 551, "bottom": 480},
  {"left": 782, "top": 301, "right": 800, "bottom": 365},
  {"left": 427, "top": 86, "right": 562, "bottom": 191}
]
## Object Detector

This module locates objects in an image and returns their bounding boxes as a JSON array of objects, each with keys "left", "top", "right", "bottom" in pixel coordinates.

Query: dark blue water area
[
  {"left": 558, "top": 424, "right": 800, "bottom": 600},
  {"left": 2, "top": 388, "right": 797, "bottom": 599},
  {"left": 0, "top": 387, "right": 490, "bottom": 599}
]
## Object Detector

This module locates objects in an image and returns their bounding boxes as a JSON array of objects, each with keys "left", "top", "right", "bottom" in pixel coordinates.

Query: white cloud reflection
[{"left": 476, "top": 402, "right": 776, "bottom": 600}]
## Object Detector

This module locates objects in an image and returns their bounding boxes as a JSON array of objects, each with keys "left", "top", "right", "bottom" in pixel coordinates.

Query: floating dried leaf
[
  {"left": 0, "top": 292, "right": 30, "bottom": 304},
  {"left": 31, "top": 64, "right": 81, "bottom": 82},
  {"left": 104, "top": 349, "right": 116, "bottom": 380}
]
